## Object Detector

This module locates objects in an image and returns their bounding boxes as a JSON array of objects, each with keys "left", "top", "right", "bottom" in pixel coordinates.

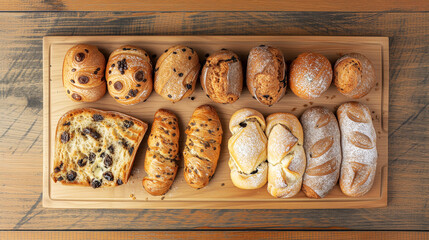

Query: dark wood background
[{"left": 0, "top": 10, "right": 428, "bottom": 232}]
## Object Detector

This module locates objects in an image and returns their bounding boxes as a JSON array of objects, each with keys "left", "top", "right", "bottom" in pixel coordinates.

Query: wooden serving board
[{"left": 43, "top": 36, "right": 389, "bottom": 209}]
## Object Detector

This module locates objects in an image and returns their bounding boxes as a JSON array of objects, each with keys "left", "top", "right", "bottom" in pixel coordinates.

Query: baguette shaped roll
[
  {"left": 247, "top": 46, "right": 286, "bottom": 106},
  {"left": 63, "top": 44, "right": 106, "bottom": 102},
  {"left": 337, "top": 102, "right": 377, "bottom": 197},
  {"left": 334, "top": 53, "right": 376, "bottom": 99},
  {"left": 106, "top": 46, "right": 153, "bottom": 105},
  {"left": 154, "top": 45, "right": 200, "bottom": 103},
  {"left": 301, "top": 107, "right": 341, "bottom": 198},
  {"left": 142, "top": 109, "right": 180, "bottom": 196},
  {"left": 228, "top": 108, "right": 268, "bottom": 189},
  {"left": 265, "top": 113, "right": 306, "bottom": 198},
  {"left": 201, "top": 49, "right": 243, "bottom": 104},
  {"left": 184, "top": 105, "right": 223, "bottom": 189}
]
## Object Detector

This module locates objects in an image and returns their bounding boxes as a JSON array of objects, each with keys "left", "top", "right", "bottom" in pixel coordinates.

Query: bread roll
[
  {"left": 142, "top": 109, "right": 180, "bottom": 196},
  {"left": 334, "top": 53, "right": 376, "bottom": 99},
  {"left": 247, "top": 45, "right": 286, "bottom": 106},
  {"left": 289, "top": 52, "right": 332, "bottom": 99},
  {"left": 106, "top": 46, "right": 153, "bottom": 105},
  {"left": 337, "top": 102, "right": 377, "bottom": 197},
  {"left": 62, "top": 44, "right": 106, "bottom": 102},
  {"left": 201, "top": 49, "right": 243, "bottom": 104},
  {"left": 265, "top": 113, "right": 306, "bottom": 198},
  {"left": 184, "top": 105, "right": 223, "bottom": 189},
  {"left": 228, "top": 108, "right": 268, "bottom": 189},
  {"left": 154, "top": 45, "right": 200, "bottom": 103},
  {"left": 301, "top": 107, "right": 341, "bottom": 198}
]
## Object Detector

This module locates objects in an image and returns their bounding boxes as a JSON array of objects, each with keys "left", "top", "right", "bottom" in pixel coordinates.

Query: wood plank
[
  {"left": 0, "top": 11, "right": 428, "bottom": 230},
  {"left": 42, "top": 35, "right": 389, "bottom": 209},
  {"left": 0, "top": 0, "right": 428, "bottom": 12},
  {"left": 1, "top": 231, "right": 429, "bottom": 239}
]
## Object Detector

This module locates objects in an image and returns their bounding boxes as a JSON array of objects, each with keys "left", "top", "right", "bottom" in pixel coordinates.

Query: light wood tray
[{"left": 43, "top": 36, "right": 389, "bottom": 209}]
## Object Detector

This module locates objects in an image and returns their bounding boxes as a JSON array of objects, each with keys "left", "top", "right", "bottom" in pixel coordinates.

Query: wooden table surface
[{"left": 0, "top": 1, "right": 428, "bottom": 238}]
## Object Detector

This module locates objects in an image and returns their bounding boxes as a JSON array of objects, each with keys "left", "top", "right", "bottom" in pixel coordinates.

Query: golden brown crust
[
  {"left": 154, "top": 45, "right": 200, "bottom": 103},
  {"left": 51, "top": 108, "right": 148, "bottom": 188},
  {"left": 63, "top": 44, "right": 106, "bottom": 102},
  {"left": 289, "top": 52, "right": 333, "bottom": 99},
  {"left": 184, "top": 105, "right": 223, "bottom": 189},
  {"left": 301, "top": 107, "right": 341, "bottom": 198},
  {"left": 142, "top": 109, "right": 180, "bottom": 196},
  {"left": 247, "top": 46, "right": 286, "bottom": 106},
  {"left": 106, "top": 45, "right": 153, "bottom": 105},
  {"left": 265, "top": 113, "right": 306, "bottom": 198},
  {"left": 334, "top": 53, "right": 376, "bottom": 99},
  {"left": 201, "top": 49, "right": 243, "bottom": 104}
]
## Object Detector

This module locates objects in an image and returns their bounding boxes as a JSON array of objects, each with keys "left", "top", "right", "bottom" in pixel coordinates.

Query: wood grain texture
[
  {"left": 1, "top": 231, "right": 428, "bottom": 240},
  {"left": 43, "top": 35, "right": 388, "bottom": 209},
  {"left": 0, "top": 11, "right": 428, "bottom": 230},
  {"left": 1, "top": 0, "right": 429, "bottom": 12}
]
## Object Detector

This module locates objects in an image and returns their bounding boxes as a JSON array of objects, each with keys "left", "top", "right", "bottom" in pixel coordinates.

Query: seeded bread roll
[
  {"left": 51, "top": 108, "right": 148, "bottom": 188},
  {"left": 201, "top": 49, "right": 243, "bottom": 104},
  {"left": 228, "top": 108, "right": 268, "bottom": 189},
  {"left": 247, "top": 45, "right": 286, "bottom": 106},
  {"left": 142, "top": 109, "right": 180, "bottom": 196},
  {"left": 301, "top": 107, "right": 341, "bottom": 198},
  {"left": 289, "top": 52, "right": 333, "bottom": 99},
  {"left": 184, "top": 105, "right": 223, "bottom": 189},
  {"left": 337, "top": 102, "right": 377, "bottom": 197},
  {"left": 334, "top": 53, "right": 376, "bottom": 99},
  {"left": 154, "top": 45, "right": 200, "bottom": 102},
  {"left": 106, "top": 46, "right": 153, "bottom": 105},
  {"left": 63, "top": 44, "right": 106, "bottom": 102},
  {"left": 265, "top": 113, "right": 306, "bottom": 198}
]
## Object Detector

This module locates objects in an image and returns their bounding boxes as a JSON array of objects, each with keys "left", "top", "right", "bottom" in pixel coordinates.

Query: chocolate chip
[
  {"left": 91, "top": 179, "right": 102, "bottom": 188},
  {"left": 172, "top": 133, "right": 176, "bottom": 137},
  {"left": 263, "top": 95, "right": 270, "bottom": 99},
  {"left": 123, "top": 120, "right": 134, "bottom": 128},
  {"left": 178, "top": 73, "right": 183, "bottom": 77},
  {"left": 71, "top": 68, "right": 76, "bottom": 72},
  {"left": 156, "top": 142, "right": 159, "bottom": 147},
  {"left": 128, "top": 89, "right": 138, "bottom": 97},
  {"left": 78, "top": 75, "right": 89, "bottom": 84},
  {"left": 92, "top": 114, "right": 104, "bottom": 121},
  {"left": 108, "top": 145, "right": 114, "bottom": 154},
  {"left": 173, "top": 51, "right": 177, "bottom": 54},
  {"left": 67, "top": 170, "right": 77, "bottom": 181},
  {"left": 188, "top": 56, "right": 192, "bottom": 60},
  {"left": 128, "top": 146, "right": 134, "bottom": 155},
  {"left": 67, "top": 90, "right": 70, "bottom": 94},
  {"left": 89, "top": 152, "right": 95, "bottom": 164},
  {"left": 114, "top": 97, "right": 119, "bottom": 99},
  {"left": 123, "top": 47, "right": 131, "bottom": 50},
  {"left": 104, "top": 155, "right": 113, "bottom": 167},
  {"left": 111, "top": 64, "right": 115, "bottom": 67},
  {"left": 63, "top": 122, "right": 71, "bottom": 126},
  {"left": 84, "top": 49, "right": 89, "bottom": 53},
  {"left": 250, "top": 169, "right": 258, "bottom": 174},
  {"left": 77, "top": 157, "right": 87, "bottom": 167},
  {"left": 259, "top": 44, "right": 266, "bottom": 47},
  {"left": 125, "top": 96, "right": 129, "bottom": 99},
  {"left": 200, "top": 149, "right": 204, "bottom": 152},
  {"left": 135, "top": 70, "right": 144, "bottom": 82},
  {"left": 72, "top": 93, "right": 81, "bottom": 101},
  {"left": 96, "top": 67, "right": 100, "bottom": 71},
  {"left": 108, "top": 70, "right": 111, "bottom": 74},
  {"left": 190, "top": 97, "right": 195, "bottom": 100},
  {"left": 61, "top": 131, "right": 70, "bottom": 143},
  {"left": 186, "top": 84, "right": 192, "bottom": 89},
  {"left": 117, "top": 179, "right": 123, "bottom": 185},
  {"left": 93, "top": 70, "right": 98, "bottom": 74},
  {"left": 136, "top": 84, "right": 141, "bottom": 87},
  {"left": 213, "top": 147, "right": 216, "bottom": 150},
  {"left": 70, "top": 79, "right": 75, "bottom": 83},
  {"left": 114, "top": 81, "right": 123, "bottom": 91},
  {"left": 109, "top": 81, "right": 112, "bottom": 85},
  {"left": 182, "top": 48, "right": 186, "bottom": 52},
  {"left": 97, "top": 149, "right": 102, "bottom": 152},
  {"left": 208, "top": 130, "right": 213, "bottom": 134},
  {"left": 54, "top": 167, "right": 60, "bottom": 173},
  {"left": 173, "top": 68, "right": 176, "bottom": 72},
  {"left": 100, "top": 152, "right": 106, "bottom": 158},
  {"left": 239, "top": 122, "right": 247, "bottom": 128},
  {"left": 190, "top": 122, "right": 195, "bottom": 126},
  {"left": 155, "top": 175, "right": 160, "bottom": 178},
  {"left": 57, "top": 176, "right": 63, "bottom": 181},
  {"left": 167, "top": 94, "right": 172, "bottom": 98},
  {"left": 164, "top": 49, "right": 168, "bottom": 52},
  {"left": 103, "top": 171, "right": 114, "bottom": 181},
  {"left": 75, "top": 53, "right": 85, "bottom": 62}
]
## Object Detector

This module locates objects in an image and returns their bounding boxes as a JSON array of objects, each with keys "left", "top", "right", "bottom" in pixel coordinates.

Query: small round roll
[
  {"left": 154, "top": 45, "right": 200, "bottom": 103},
  {"left": 62, "top": 44, "right": 106, "bottom": 102},
  {"left": 201, "top": 49, "right": 243, "bottom": 104},
  {"left": 106, "top": 46, "right": 153, "bottom": 105},
  {"left": 289, "top": 52, "right": 333, "bottom": 99},
  {"left": 334, "top": 53, "right": 376, "bottom": 99}
]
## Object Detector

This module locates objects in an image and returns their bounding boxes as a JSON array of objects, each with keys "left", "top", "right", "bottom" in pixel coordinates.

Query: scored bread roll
[
  {"left": 247, "top": 45, "right": 286, "bottom": 106},
  {"left": 301, "top": 107, "right": 341, "bottom": 198},
  {"left": 337, "top": 102, "right": 377, "bottom": 197},
  {"left": 265, "top": 113, "right": 306, "bottom": 198},
  {"left": 183, "top": 105, "right": 223, "bottom": 189},
  {"left": 142, "top": 109, "right": 180, "bottom": 196},
  {"left": 228, "top": 108, "right": 268, "bottom": 189},
  {"left": 154, "top": 45, "right": 200, "bottom": 103},
  {"left": 334, "top": 53, "right": 376, "bottom": 99},
  {"left": 106, "top": 46, "right": 153, "bottom": 105},
  {"left": 62, "top": 44, "right": 106, "bottom": 102}
]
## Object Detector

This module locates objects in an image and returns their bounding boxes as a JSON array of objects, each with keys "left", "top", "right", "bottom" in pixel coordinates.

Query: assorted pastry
[{"left": 53, "top": 43, "right": 380, "bottom": 199}]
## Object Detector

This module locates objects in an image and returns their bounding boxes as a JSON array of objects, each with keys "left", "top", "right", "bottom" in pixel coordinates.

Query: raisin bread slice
[{"left": 51, "top": 108, "right": 148, "bottom": 188}]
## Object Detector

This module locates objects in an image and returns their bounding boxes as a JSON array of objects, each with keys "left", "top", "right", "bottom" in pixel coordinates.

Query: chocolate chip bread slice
[{"left": 51, "top": 108, "right": 148, "bottom": 188}]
